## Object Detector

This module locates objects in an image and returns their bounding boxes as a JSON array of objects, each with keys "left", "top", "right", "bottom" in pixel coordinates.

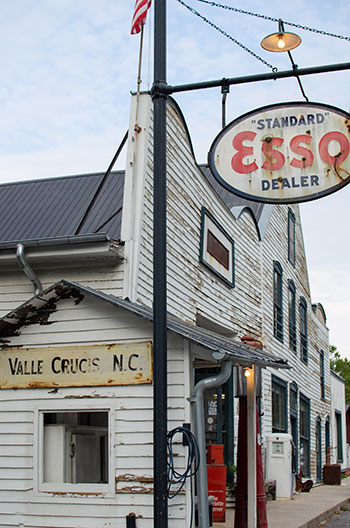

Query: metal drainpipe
[
  {"left": 16, "top": 244, "right": 43, "bottom": 296},
  {"left": 191, "top": 359, "right": 232, "bottom": 528}
]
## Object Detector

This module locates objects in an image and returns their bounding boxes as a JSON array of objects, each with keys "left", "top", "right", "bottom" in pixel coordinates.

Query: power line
[
  {"left": 196, "top": 0, "right": 350, "bottom": 42},
  {"left": 175, "top": 0, "right": 277, "bottom": 71}
]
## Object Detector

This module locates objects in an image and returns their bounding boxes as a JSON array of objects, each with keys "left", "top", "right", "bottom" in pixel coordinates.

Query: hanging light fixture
[{"left": 261, "top": 19, "right": 301, "bottom": 52}]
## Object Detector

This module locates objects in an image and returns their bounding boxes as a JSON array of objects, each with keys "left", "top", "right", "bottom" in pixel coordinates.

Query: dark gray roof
[
  {"left": 0, "top": 171, "right": 124, "bottom": 244},
  {"left": 0, "top": 279, "right": 289, "bottom": 369},
  {"left": 0, "top": 162, "right": 270, "bottom": 247}
]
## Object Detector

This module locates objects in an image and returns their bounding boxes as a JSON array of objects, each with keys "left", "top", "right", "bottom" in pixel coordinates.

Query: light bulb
[
  {"left": 244, "top": 369, "right": 251, "bottom": 378},
  {"left": 277, "top": 35, "right": 286, "bottom": 49}
]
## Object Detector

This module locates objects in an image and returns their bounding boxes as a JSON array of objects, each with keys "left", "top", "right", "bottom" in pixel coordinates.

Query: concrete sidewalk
[{"left": 213, "top": 477, "right": 350, "bottom": 528}]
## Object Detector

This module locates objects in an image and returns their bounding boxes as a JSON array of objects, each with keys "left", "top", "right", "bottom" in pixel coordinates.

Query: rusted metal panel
[
  {"left": 209, "top": 102, "right": 350, "bottom": 203},
  {"left": 0, "top": 342, "right": 153, "bottom": 389}
]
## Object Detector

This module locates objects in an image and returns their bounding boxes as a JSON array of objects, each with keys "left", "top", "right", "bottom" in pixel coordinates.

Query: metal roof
[
  {"left": 0, "top": 171, "right": 125, "bottom": 244},
  {"left": 0, "top": 162, "right": 271, "bottom": 246},
  {"left": 0, "top": 280, "right": 289, "bottom": 369}
]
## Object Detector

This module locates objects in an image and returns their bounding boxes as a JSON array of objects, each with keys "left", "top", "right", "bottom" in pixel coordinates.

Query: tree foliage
[{"left": 330, "top": 345, "right": 350, "bottom": 404}]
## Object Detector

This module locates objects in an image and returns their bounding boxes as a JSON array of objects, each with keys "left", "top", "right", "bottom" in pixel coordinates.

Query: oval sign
[{"left": 208, "top": 102, "right": 350, "bottom": 203}]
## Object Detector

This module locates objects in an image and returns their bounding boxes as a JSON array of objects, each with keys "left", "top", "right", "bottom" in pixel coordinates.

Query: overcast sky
[{"left": 0, "top": 0, "right": 348, "bottom": 354}]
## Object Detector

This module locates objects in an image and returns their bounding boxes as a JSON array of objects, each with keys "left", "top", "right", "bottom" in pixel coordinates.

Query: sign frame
[
  {"left": 208, "top": 101, "right": 350, "bottom": 204},
  {"left": 0, "top": 342, "right": 153, "bottom": 389}
]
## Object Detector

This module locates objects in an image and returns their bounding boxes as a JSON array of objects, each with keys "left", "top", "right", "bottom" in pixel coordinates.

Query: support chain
[
  {"left": 175, "top": 0, "right": 277, "bottom": 71},
  {"left": 196, "top": 0, "right": 350, "bottom": 41}
]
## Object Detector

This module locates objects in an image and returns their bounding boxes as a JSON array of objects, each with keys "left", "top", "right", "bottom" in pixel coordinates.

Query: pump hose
[{"left": 167, "top": 426, "right": 200, "bottom": 526}]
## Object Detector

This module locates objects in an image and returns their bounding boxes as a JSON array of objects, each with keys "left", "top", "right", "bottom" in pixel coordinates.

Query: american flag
[{"left": 131, "top": 0, "right": 151, "bottom": 35}]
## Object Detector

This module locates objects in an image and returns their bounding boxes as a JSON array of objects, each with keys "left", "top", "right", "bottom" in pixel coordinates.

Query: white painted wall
[
  {"left": 330, "top": 371, "right": 347, "bottom": 471},
  {"left": 0, "top": 294, "right": 191, "bottom": 527},
  {"left": 123, "top": 93, "right": 331, "bottom": 482}
]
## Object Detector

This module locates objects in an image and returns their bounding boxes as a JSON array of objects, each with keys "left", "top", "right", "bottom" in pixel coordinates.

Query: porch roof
[{"left": 0, "top": 280, "right": 289, "bottom": 370}]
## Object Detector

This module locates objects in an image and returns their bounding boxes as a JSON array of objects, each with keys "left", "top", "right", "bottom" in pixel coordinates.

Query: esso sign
[{"left": 208, "top": 102, "right": 350, "bottom": 203}]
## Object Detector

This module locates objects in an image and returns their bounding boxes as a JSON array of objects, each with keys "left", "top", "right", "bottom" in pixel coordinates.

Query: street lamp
[{"left": 261, "top": 19, "right": 301, "bottom": 52}]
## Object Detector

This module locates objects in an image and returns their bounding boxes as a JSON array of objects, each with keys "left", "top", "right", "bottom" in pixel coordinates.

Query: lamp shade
[{"left": 261, "top": 31, "right": 301, "bottom": 52}]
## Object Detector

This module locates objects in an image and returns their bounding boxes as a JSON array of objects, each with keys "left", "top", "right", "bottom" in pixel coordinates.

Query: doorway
[{"left": 194, "top": 364, "right": 235, "bottom": 465}]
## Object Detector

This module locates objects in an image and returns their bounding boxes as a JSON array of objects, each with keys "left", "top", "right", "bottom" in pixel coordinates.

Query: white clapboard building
[{"left": 0, "top": 93, "right": 341, "bottom": 527}]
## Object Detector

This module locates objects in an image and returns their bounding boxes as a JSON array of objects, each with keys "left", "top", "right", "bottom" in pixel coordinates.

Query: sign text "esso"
[{"left": 231, "top": 131, "right": 350, "bottom": 174}]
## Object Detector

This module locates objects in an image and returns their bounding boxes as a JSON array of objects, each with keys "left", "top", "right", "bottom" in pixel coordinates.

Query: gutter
[
  {"left": 16, "top": 244, "right": 43, "bottom": 296},
  {"left": 190, "top": 359, "right": 232, "bottom": 528},
  {"left": 0, "top": 234, "right": 124, "bottom": 267}
]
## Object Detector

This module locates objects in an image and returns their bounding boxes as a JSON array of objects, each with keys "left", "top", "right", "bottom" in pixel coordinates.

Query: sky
[{"left": 0, "top": 0, "right": 348, "bottom": 354}]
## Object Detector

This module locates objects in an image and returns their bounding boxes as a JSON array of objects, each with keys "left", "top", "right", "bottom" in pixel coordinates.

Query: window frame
[
  {"left": 289, "top": 381, "right": 299, "bottom": 472},
  {"left": 320, "top": 350, "right": 325, "bottom": 399},
  {"left": 273, "top": 261, "right": 283, "bottom": 342},
  {"left": 325, "top": 415, "right": 330, "bottom": 460},
  {"left": 288, "top": 208, "right": 296, "bottom": 266},
  {"left": 288, "top": 280, "right": 297, "bottom": 353},
  {"left": 299, "top": 297, "right": 308, "bottom": 363},
  {"left": 35, "top": 407, "right": 115, "bottom": 496},
  {"left": 316, "top": 416, "right": 322, "bottom": 481},
  {"left": 299, "top": 393, "right": 310, "bottom": 477},
  {"left": 200, "top": 207, "right": 235, "bottom": 288},
  {"left": 272, "top": 375, "right": 288, "bottom": 434},
  {"left": 335, "top": 410, "right": 344, "bottom": 463}
]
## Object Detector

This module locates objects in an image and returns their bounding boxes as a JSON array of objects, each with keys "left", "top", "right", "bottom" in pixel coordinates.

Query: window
[
  {"left": 288, "top": 209, "right": 296, "bottom": 266},
  {"left": 320, "top": 350, "right": 325, "bottom": 399},
  {"left": 39, "top": 410, "right": 112, "bottom": 493},
  {"left": 288, "top": 280, "right": 297, "bottom": 352},
  {"left": 316, "top": 417, "right": 322, "bottom": 481},
  {"left": 335, "top": 410, "right": 343, "bottom": 463},
  {"left": 289, "top": 382, "right": 298, "bottom": 473},
  {"left": 200, "top": 207, "right": 235, "bottom": 287},
  {"left": 299, "top": 394, "right": 310, "bottom": 476},
  {"left": 325, "top": 415, "right": 330, "bottom": 460},
  {"left": 273, "top": 262, "right": 283, "bottom": 341},
  {"left": 299, "top": 297, "right": 308, "bottom": 362},
  {"left": 272, "top": 376, "right": 287, "bottom": 433}
]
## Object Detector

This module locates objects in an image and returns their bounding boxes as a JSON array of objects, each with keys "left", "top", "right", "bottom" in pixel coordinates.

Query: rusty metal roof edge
[{"left": 0, "top": 280, "right": 289, "bottom": 369}]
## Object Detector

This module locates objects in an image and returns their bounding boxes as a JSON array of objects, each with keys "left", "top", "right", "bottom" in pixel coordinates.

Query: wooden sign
[{"left": 0, "top": 342, "right": 153, "bottom": 389}]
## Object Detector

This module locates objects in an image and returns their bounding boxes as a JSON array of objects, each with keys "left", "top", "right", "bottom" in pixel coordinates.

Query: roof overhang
[
  {"left": 0, "top": 234, "right": 123, "bottom": 269},
  {"left": 0, "top": 280, "right": 289, "bottom": 370}
]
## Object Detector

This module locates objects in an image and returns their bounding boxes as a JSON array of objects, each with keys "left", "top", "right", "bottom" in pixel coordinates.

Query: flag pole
[
  {"left": 137, "top": 24, "right": 144, "bottom": 99},
  {"left": 135, "top": 24, "right": 144, "bottom": 126},
  {"left": 134, "top": 24, "right": 144, "bottom": 132}
]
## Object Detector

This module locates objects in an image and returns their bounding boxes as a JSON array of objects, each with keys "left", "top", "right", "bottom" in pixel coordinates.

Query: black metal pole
[
  {"left": 152, "top": 0, "right": 168, "bottom": 526},
  {"left": 160, "top": 61, "right": 350, "bottom": 95}
]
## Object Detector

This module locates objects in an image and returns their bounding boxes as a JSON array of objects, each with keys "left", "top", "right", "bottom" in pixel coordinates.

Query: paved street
[{"left": 323, "top": 507, "right": 350, "bottom": 527}]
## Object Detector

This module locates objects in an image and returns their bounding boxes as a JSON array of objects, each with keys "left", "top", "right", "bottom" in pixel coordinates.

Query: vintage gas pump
[{"left": 206, "top": 444, "right": 227, "bottom": 522}]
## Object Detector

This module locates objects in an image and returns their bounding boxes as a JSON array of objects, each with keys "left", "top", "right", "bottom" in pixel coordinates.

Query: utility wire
[
  {"left": 175, "top": 0, "right": 277, "bottom": 71},
  {"left": 196, "top": 0, "right": 350, "bottom": 42},
  {"left": 74, "top": 130, "right": 128, "bottom": 236}
]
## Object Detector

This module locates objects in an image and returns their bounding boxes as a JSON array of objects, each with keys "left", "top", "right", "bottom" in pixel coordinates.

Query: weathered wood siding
[
  {"left": 0, "top": 264, "right": 124, "bottom": 319},
  {"left": 133, "top": 97, "right": 262, "bottom": 337},
  {"left": 125, "top": 94, "right": 331, "bottom": 482},
  {"left": 0, "top": 294, "right": 190, "bottom": 527},
  {"left": 261, "top": 204, "right": 330, "bottom": 478}
]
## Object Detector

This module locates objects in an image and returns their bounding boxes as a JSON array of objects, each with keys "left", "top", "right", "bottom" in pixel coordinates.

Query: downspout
[
  {"left": 190, "top": 358, "right": 232, "bottom": 528},
  {"left": 16, "top": 244, "right": 43, "bottom": 296}
]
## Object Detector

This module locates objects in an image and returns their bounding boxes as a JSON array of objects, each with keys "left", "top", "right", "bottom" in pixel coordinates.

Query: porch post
[{"left": 247, "top": 365, "right": 257, "bottom": 528}]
